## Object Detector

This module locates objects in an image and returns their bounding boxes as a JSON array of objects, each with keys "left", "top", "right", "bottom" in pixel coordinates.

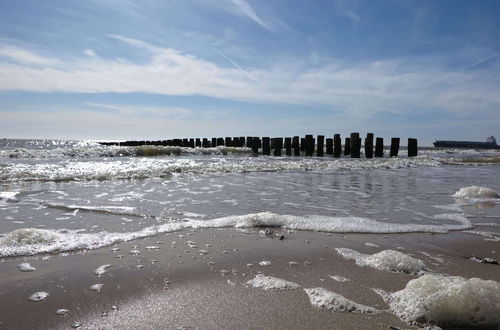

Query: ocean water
[{"left": 1, "top": 138, "right": 499, "bottom": 257}]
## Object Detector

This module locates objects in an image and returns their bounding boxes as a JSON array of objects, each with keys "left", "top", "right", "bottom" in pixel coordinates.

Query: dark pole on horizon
[
  {"left": 334, "top": 134, "right": 342, "bottom": 157},
  {"left": 316, "top": 135, "right": 324, "bottom": 157},
  {"left": 375, "top": 137, "right": 384, "bottom": 157},
  {"left": 408, "top": 138, "right": 418, "bottom": 157},
  {"left": 326, "top": 138, "right": 333, "bottom": 155},
  {"left": 390, "top": 138, "right": 400, "bottom": 157},
  {"left": 293, "top": 136, "right": 300, "bottom": 156},
  {"left": 305, "top": 135, "right": 314, "bottom": 157},
  {"left": 350, "top": 133, "right": 361, "bottom": 158},
  {"left": 284, "top": 137, "right": 292, "bottom": 156},
  {"left": 262, "top": 137, "right": 271, "bottom": 156},
  {"left": 344, "top": 137, "right": 351, "bottom": 155},
  {"left": 365, "top": 133, "right": 374, "bottom": 158}
]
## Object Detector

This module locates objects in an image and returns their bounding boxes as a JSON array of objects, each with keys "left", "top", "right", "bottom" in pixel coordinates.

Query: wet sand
[{"left": 1, "top": 223, "right": 499, "bottom": 330}]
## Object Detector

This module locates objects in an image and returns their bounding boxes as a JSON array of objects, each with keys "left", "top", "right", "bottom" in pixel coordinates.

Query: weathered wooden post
[
  {"left": 217, "top": 138, "right": 224, "bottom": 146},
  {"left": 246, "top": 137, "right": 252, "bottom": 147},
  {"left": 334, "top": 134, "right": 342, "bottom": 157},
  {"left": 211, "top": 138, "right": 216, "bottom": 147},
  {"left": 375, "top": 137, "right": 384, "bottom": 157},
  {"left": 317, "top": 135, "right": 324, "bottom": 157},
  {"left": 225, "top": 137, "right": 232, "bottom": 147},
  {"left": 390, "top": 138, "right": 400, "bottom": 157},
  {"left": 344, "top": 137, "right": 351, "bottom": 155},
  {"left": 365, "top": 133, "right": 374, "bottom": 158},
  {"left": 273, "top": 138, "right": 283, "bottom": 156},
  {"left": 189, "top": 138, "right": 195, "bottom": 148},
  {"left": 301, "top": 138, "right": 306, "bottom": 152},
  {"left": 202, "top": 138, "right": 209, "bottom": 148},
  {"left": 195, "top": 138, "right": 201, "bottom": 148},
  {"left": 408, "top": 138, "right": 418, "bottom": 157},
  {"left": 305, "top": 135, "right": 314, "bottom": 157},
  {"left": 250, "top": 137, "right": 259, "bottom": 154},
  {"left": 326, "top": 138, "right": 333, "bottom": 155},
  {"left": 350, "top": 133, "right": 361, "bottom": 158},
  {"left": 239, "top": 137, "right": 246, "bottom": 147},
  {"left": 262, "top": 137, "right": 271, "bottom": 156},
  {"left": 293, "top": 136, "right": 300, "bottom": 156},
  {"left": 284, "top": 137, "right": 292, "bottom": 156}
]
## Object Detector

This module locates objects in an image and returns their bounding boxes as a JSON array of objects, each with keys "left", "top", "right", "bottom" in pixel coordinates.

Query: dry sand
[{"left": 0, "top": 224, "right": 499, "bottom": 330}]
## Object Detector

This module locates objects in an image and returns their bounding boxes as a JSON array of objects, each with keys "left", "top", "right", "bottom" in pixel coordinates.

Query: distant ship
[{"left": 433, "top": 136, "right": 499, "bottom": 149}]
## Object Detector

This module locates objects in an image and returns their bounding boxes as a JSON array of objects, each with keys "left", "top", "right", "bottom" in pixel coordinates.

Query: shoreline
[{"left": 1, "top": 227, "right": 499, "bottom": 329}]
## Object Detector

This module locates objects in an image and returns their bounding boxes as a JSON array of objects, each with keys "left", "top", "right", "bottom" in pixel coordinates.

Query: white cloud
[
  {"left": 0, "top": 45, "right": 60, "bottom": 66},
  {"left": 230, "top": 0, "right": 272, "bottom": 30},
  {"left": 84, "top": 49, "right": 97, "bottom": 57},
  {"left": 0, "top": 37, "right": 499, "bottom": 122}
]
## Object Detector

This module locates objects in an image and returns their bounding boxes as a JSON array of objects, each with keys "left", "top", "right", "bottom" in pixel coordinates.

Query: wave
[
  {"left": 0, "top": 156, "right": 441, "bottom": 182},
  {"left": 0, "top": 211, "right": 471, "bottom": 257},
  {"left": 1, "top": 145, "right": 251, "bottom": 160}
]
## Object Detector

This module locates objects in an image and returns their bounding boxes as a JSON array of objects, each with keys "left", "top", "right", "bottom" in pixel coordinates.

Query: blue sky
[{"left": 0, "top": 0, "right": 499, "bottom": 144}]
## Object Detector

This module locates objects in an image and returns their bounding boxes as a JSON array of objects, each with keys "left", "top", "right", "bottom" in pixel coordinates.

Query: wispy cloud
[
  {"left": 0, "top": 37, "right": 499, "bottom": 122},
  {"left": 86, "top": 102, "right": 193, "bottom": 119},
  {"left": 470, "top": 51, "right": 500, "bottom": 69},
  {"left": 230, "top": 0, "right": 272, "bottom": 31},
  {"left": 0, "top": 45, "right": 60, "bottom": 66},
  {"left": 213, "top": 47, "right": 257, "bottom": 81}
]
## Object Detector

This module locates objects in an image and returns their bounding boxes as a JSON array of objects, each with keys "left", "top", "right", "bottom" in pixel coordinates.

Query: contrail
[{"left": 213, "top": 47, "right": 257, "bottom": 81}]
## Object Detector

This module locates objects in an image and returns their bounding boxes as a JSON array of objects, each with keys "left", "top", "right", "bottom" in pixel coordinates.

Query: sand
[{"left": 0, "top": 223, "right": 499, "bottom": 330}]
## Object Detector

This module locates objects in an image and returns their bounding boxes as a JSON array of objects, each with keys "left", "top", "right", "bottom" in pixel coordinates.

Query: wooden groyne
[{"left": 99, "top": 134, "right": 418, "bottom": 157}]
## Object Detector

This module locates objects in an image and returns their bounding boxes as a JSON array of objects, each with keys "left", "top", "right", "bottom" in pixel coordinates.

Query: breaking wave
[{"left": 0, "top": 211, "right": 471, "bottom": 257}]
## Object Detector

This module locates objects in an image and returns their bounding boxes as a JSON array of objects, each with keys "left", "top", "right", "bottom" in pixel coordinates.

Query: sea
[{"left": 1, "top": 138, "right": 499, "bottom": 258}]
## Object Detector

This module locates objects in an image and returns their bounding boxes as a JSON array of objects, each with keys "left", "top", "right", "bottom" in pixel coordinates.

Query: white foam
[
  {"left": 94, "top": 264, "right": 112, "bottom": 276},
  {"left": 247, "top": 274, "right": 300, "bottom": 291},
  {"left": 304, "top": 287, "right": 379, "bottom": 314},
  {"left": 0, "top": 211, "right": 473, "bottom": 257},
  {"left": 0, "top": 191, "right": 19, "bottom": 201},
  {"left": 387, "top": 274, "right": 500, "bottom": 327},
  {"left": 89, "top": 283, "right": 103, "bottom": 291},
  {"left": 0, "top": 155, "right": 441, "bottom": 182},
  {"left": 335, "top": 248, "right": 426, "bottom": 275},
  {"left": 328, "top": 275, "right": 350, "bottom": 282},
  {"left": 29, "top": 291, "right": 49, "bottom": 302},
  {"left": 259, "top": 260, "right": 271, "bottom": 266},
  {"left": 17, "top": 262, "right": 36, "bottom": 272},
  {"left": 453, "top": 186, "right": 500, "bottom": 199}
]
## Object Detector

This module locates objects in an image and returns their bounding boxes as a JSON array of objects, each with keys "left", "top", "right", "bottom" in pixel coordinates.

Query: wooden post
[
  {"left": 217, "top": 138, "right": 224, "bottom": 146},
  {"left": 365, "top": 133, "right": 374, "bottom": 158},
  {"left": 189, "top": 138, "right": 195, "bottom": 148},
  {"left": 293, "top": 136, "right": 300, "bottom": 156},
  {"left": 262, "top": 137, "right": 271, "bottom": 155},
  {"left": 390, "top": 137, "right": 400, "bottom": 157},
  {"left": 251, "top": 137, "right": 259, "bottom": 154},
  {"left": 211, "top": 138, "right": 216, "bottom": 147},
  {"left": 326, "top": 138, "right": 333, "bottom": 155},
  {"left": 316, "top": 135, "right": 324, "bottom": 157},
  {"left": 195, "top": 138, "right": 201, "bottom": 148},
  {"left": 273, "top": 138, "right": 283, "bottom": 156},
  {"left": 246, "top": 137, "right": 253, "bottom": 147},
  {"left": 305, "top": 135, "right": 314, "bottom": 157},
  {"left": 182, "top": 138, "right": 189, "bottom": 147},
  {"left": 239, "top": 137, "right": 245, "bottom": 147},
  {"left": 334, "top": 134, "right": 342, "bottom": 157},
  {"left": 300, "top": 138, "right": 306, "bottom": 152},
  {"left": 408, "top": 138, "right": 418, "bottom": 157},
  {"left": 350, "top": 133, "right": 360, "bottom": 158},
  {"left": 225, "top": 137, "right": 232, "bottom": 147},
  {"left": 284, "top": 137, "right": 292, "bottom": 156},
  {"left": 375, "top": 137, "right": 384, "bottom": 157},
  {"left": 344, "top": 137, "right": 351, "bottom": 155},
  {"left": 202, "top": 138, "right": 209, "bottom": 148}
]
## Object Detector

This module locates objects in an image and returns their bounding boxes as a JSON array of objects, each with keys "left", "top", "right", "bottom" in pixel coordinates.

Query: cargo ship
[{"left": 433, "top": 136, "right": 499, "bottom": 149}]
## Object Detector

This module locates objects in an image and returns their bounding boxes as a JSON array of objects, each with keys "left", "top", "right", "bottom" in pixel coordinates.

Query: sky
[{"left": 0, "top": 0, "right": 499, "bottom": 145}]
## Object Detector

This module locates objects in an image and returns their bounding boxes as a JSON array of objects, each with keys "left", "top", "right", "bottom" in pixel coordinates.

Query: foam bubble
[
  {"left": 89, "top": 284, "right": 103, "bottom": 292},
  {"left": 453, "top": 186, "right": 500, "bottom": 199},
  {"left": 328, "top": 275, "right": 350, "bottom": 282},
  {"left": 259, "top": 260, "right": 271, "bottom": 266},
  {"left": 387, "top": 274, "right": 500, "bottom": 327},
  {"left": 0, "top": 191, "right": 19, "bottom": 201},
  {"left": 247, "top": 274, "right": 300, "bottom": 291},
  {"left": 17, "top": 262, "right": 36, "bottom": 272},
  {"left": 304, "top": 287, "right": 379, "bottom": 314},
  {"left": 94, "top": 264, "right": 112, "bottom": 276},
  {"left": 335, "top": 248, "right": 426, "bottom": 275},
  {"left": 29, "top": 291, "right": 49, "bottom": 302}
]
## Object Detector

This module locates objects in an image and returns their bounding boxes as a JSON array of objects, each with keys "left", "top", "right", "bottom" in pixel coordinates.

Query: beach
[{"left": 1, "top": 140, "right": 500, "bottom": 329}]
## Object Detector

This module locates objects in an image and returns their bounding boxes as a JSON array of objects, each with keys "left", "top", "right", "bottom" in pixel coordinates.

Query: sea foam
[
  {"left": 0, "top": 212, "right": 472, "bottom": 257},
  {"left": 304, "top": 287, "right": 379, "bottom": 314},
  {"left": 453, "top": 186, "right": 500, "bottom": 199},
  {"left": 335, "top": 248, "right": 426, "bottom": 275},
  {"left": 247, "top": 274, "right": 300, "bottom": 291},
  {"left": 387, "top": 274, "right": 500, "bottom": 327}
]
